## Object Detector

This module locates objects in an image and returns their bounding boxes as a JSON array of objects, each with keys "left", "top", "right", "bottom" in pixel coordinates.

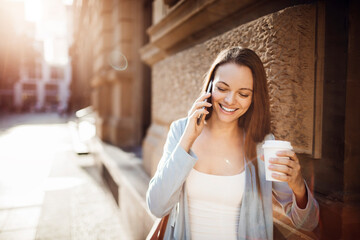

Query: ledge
[
  {"left": 93, "top": 138, "right": 155, "bottom": 239},
  {"left": 140, "top": 0, "right": 258, "bottom": 65},
  {"left": 139, "top": 43, "right": 167, "bottom": 66},
  {"left": 148, "top": 0, "right": 256, "bottom": 49},
  {"left": 107, "top": 69, "right": 133, "bottom": 83}
]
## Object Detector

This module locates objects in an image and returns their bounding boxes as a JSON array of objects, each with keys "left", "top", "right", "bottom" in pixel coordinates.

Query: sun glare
[
  {"left": 24, "top": 0, "right": 42, "bottom": 22},
  {"left": 62, "top": 0, "right": 73, "bottom": 5},
  {"left": 7, "top": 0, "right": 44, "bottom": 22}
]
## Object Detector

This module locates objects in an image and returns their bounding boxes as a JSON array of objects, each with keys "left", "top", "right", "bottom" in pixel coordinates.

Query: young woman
[{"left": 146, "top": 47, "right": 319, "bottom": 240}]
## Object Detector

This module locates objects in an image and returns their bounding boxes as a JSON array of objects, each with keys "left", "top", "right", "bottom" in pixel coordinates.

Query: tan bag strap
[{"left": 147, "top": 215, "right": 169, "bottom": 240}]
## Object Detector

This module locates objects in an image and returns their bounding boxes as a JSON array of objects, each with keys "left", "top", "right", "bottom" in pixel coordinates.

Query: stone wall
[{"left": 144, "top": 4, "right": 316, "bottom": 176}]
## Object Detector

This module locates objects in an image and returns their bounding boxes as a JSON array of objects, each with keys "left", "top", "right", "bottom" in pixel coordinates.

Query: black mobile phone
[{"left": 197, "top": 80, "right": 213, "bottom": 125}]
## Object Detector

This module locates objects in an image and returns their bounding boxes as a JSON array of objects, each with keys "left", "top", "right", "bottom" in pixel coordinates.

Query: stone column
[
  {"left": 57, "top": 81, "right": 68, "bottom": 112},
  {"left": 42, "top": 59, "right": 50, "bottom": 82},
  {"left": 92, "top": 0, "right": 114, "bottom": 143},
  {"left": 108, "top": 73, "right": 137, "bottom": 147},
  {"left": 100, "top": 83, "right": 112, "bottom": 143},
  {"left": 35, "top": 81, "right": 45, "bottom": 111},
  {"left": 13, "top": 82, "right": 22, "bottom": 110},
  {"left": 106, "top": 0, "right": 146, "bottom": 148}
]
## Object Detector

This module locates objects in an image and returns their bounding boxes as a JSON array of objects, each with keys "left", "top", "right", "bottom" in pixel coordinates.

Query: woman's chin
[
  {"left": 220, "top": 117, "right": 238, "bottom": 124},
  {"left": 214, "top": 112, "right": 239, "bottom": 123}
]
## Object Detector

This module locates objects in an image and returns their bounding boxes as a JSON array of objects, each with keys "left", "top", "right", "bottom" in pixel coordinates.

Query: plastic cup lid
[{"left": 262, "top": 140, "right": 293, "bottom": 149}]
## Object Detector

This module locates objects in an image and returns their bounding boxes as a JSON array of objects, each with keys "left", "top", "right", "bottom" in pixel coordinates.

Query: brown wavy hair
[{"left": 202, "top": 47, "right": 271, "bottom": 186}]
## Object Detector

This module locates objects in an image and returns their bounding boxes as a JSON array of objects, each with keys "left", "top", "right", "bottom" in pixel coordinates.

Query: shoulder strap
[{"left": 147, "top": 215, "right": 169, "bottom": 240}]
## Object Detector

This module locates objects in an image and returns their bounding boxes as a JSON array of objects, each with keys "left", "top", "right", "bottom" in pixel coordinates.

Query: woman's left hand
[{"left": 268, "top": 151, "right": 308, "bottom": 208}]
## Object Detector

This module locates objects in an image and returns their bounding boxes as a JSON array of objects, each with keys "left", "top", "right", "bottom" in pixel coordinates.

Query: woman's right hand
[{"left": 179, "top": 92, "right": 212, "bottom": 152}]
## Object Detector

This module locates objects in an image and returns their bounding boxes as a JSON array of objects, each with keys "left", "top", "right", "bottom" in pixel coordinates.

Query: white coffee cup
[{"left": 262, "top": 140, "right": 293, "bottom": 182}]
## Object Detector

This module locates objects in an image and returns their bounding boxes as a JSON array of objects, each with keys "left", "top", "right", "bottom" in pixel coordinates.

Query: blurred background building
[
  {"left": 0, "top": 0, "right": 358, "bottom": 239},
  {"left": 70, "top": 0, "right": 152, "bottom": 148},
  {"left": 0, "top": 0, "right": 72, "bottom": 113}
]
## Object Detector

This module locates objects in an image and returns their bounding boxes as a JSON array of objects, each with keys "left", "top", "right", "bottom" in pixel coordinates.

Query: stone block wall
[{"left": 144, "top": 4, "right": 317, "bottom": 176}]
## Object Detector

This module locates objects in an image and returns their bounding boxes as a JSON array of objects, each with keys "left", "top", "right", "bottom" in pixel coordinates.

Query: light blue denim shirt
[{"left": 146, "top": 117, "right": 319, "bottom": 240}]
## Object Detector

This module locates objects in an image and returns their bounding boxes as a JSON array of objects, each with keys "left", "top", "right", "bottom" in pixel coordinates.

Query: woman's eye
[
  {"left": 217, "top": 87, "right": 225, "bottom": 91},
  {"left": 239, "top": 93, "right": 249, "bottom": 97}
]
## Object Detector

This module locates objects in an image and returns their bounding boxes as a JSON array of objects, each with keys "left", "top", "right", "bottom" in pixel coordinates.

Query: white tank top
[{"left": 186, "top": 168, "right": 245, "bottom": 240}]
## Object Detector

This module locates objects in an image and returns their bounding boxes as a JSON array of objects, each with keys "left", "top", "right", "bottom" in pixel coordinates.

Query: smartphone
[{"left": 197, "top": 80, "right": 213, "bottom": 125}]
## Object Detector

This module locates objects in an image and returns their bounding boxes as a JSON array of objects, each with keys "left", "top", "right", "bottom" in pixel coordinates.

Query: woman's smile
[{"left": 219, "top": 103, "right": 239, "bottom": 114}]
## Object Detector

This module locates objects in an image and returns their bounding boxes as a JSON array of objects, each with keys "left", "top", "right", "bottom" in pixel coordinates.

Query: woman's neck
[{"left": 206, "top": 117, "right": 242, "bottom": 139}]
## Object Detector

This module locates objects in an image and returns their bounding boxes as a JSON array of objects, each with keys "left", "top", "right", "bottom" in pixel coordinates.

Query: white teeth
[{"left": 220, "top": 104, "right": 237, "bottom": 112}]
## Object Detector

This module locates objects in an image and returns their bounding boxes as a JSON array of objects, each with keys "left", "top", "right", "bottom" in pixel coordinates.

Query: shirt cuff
[{"left": 292, "top": 180, "right": 312, "bottom": 211}]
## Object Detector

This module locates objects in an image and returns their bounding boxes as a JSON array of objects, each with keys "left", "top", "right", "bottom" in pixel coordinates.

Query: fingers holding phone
[
  {"left": 180, "top": 91, "right": 212, "bottom": 152},
  {"left": 190, "top": 93, "right": 212, "bottom": 124},
  {"left": 188, "top": 92, "right": 212, "bottom": 115}
]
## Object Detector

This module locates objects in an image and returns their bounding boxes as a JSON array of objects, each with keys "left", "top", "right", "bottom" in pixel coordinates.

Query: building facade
[
  {"left": 71, "top": 0, "right": 152, "bottom": 148},
  {"left": 14, "top": 57, "right": 71, "bottom": 112},
  {"left": 71, "top": 0, "right": 359, "bottom": 239},
  {"left": 0, "top": 0, "right": 73, "bottom": 113}
]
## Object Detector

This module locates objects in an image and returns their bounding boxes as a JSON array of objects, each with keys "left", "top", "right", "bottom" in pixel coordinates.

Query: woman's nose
[{"left": 224, "top": 92, "right": 236, "bottom": 105}]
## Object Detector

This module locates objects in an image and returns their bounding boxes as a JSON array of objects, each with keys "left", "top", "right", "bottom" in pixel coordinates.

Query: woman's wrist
[
  {"left": 179, "top": 135, "right": 195, "bottom": 153},
  {"left": 292, "top": 181, "right": 308, "bottom": 209}
]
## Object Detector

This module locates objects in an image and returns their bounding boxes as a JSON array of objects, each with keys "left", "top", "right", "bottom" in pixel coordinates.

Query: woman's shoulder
[{"left": 170, "top": 117, "right": 188, "bottom": 132}]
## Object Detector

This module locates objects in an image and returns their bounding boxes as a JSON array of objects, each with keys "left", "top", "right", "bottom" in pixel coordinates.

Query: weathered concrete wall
[{"left": 144, "top": 4, "right": 316, "bottom": 176}]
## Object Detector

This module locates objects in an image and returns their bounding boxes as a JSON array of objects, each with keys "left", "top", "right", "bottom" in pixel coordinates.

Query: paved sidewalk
[{"left": 0, "top": 113, "right": 128, "bottom": 240}]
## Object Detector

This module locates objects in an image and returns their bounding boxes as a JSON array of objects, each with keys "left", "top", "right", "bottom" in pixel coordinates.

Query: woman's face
[{"left": 211, "top": 63, "right": 253, "bottom": 124}]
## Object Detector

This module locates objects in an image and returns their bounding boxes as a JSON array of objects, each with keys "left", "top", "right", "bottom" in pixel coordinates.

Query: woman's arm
[
  {"left": 269, "top": 150, "right": 309, "bottom": 208},
  {"left": 259, "top": 135, "right": 319, "bottom": 231},
  {"left": 272, "top": 180, "right": 319, "bottom": 231},
  {"left": 147, "top": 92, "right": 211, "bottom": 218},
  {"left": 146, "top": 119, "right": 198, "bottom": 218}
]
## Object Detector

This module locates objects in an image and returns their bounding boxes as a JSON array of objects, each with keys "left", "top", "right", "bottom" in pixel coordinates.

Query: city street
[{"left": 0, "top": 113, "right": 128, "bottom": 240}]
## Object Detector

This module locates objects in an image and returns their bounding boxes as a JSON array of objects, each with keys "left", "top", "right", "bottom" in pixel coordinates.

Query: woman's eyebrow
[
  {"left": 217, "top": 81, "right": 253, "bottom": 92},
  {"left": 240, "top": 88, "right": 253, "bottom": 92}
]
